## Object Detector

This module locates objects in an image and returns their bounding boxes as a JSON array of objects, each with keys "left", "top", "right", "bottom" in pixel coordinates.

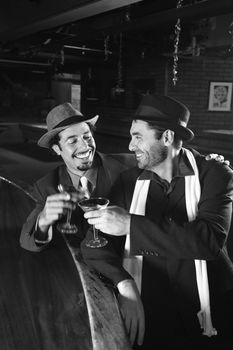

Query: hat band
[
  {"left": 135, "top": 115, "right": 187, "bottom": 128},
  {"left": 53, "top": 115, "right": 86, "bottom": 129}
]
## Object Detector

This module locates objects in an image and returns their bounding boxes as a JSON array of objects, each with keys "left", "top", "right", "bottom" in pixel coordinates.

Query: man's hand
[
  {"left": 38, "top": 193, "right": 76, "bottom": 233},
  {"left": 84, "top": 205, "right": 130, "bottom": 236},
  {"left": 205, "top": 153, "right": 230, "bottom": 166},
  {"left": 117, "top": 279, "right": 145, "bottom": 346}
]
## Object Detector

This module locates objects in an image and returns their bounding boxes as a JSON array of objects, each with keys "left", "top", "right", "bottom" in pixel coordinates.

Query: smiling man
[
  {"left": 81, "top": 94, "right": 233, "bottom": 349},
  {"left": 20, "top": 103, "right": 135, "bottom": 251}
]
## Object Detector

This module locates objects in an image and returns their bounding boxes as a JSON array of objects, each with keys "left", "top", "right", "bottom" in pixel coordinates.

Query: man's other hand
[
  {"left": 205, "top": 153, "right": 230, "bottom": 166},
  {"left": 84, "top": 205, "right": 130, "bottom": 236}
]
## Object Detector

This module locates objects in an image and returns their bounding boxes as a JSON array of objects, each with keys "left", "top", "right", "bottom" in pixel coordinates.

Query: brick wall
[
  {"left": 166, "top": 56, "right": 233, "bottom": 130},
  {"left": 85, "top": 55, "right": 233, "bottom": 156}
]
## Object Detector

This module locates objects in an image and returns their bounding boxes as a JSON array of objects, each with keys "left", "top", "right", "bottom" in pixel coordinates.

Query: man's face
[
  {"left": 129, "top": 120, "right": 168, "bottom": 171},
  {"left": 214, "top": 86, "right": 228, "bottom": 102},
  {"left": 53, "top": 122, "right": 96, "bottom": 174}
]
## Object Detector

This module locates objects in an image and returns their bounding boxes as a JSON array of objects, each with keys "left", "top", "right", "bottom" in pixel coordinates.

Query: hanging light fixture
[
  {"left": 114, "top": 32, "right": 125, "bottom": 95},
  {"left": 172, "top": 0, "right": 183, "bottom": 86},
  {"left": 104, "top": 35, "right": 110, "bottom": 61},
  {"left": 228, "top": 20, "right": 233, "bottom": 54}
]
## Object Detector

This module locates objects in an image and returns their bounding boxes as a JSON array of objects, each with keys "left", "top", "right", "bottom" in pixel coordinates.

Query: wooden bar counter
[{"left": 0, "top": 179, "right": 131, "bottom": 350}]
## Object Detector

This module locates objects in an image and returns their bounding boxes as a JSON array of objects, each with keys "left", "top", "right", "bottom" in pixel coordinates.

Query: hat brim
[
  {"left": 38, "top": 115, "right": 99, "bottom": 148},
  {"left": 173, "top": 125, "right": 194, "bottom": 142}
]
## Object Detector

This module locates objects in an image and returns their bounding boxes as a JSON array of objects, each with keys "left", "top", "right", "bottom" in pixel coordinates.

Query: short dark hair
[{"left": 146, "top": 121, "right": 183, "bottom": 149}]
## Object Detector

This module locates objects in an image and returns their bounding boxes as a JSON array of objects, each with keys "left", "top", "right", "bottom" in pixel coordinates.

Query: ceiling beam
[
  {"left": 0, "top": 0, "right": 142, "bottom": 42},
  {"left": 64, "top": 0, "right": 233, "bottom": 44}
]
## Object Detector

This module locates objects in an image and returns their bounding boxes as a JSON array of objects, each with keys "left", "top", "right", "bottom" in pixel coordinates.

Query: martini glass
[
  {"left": 78, "top": 197, "right": 109, "bottom": 248},
  {"left": 56, "top": 184, "right": 78, "bottom": 234}
]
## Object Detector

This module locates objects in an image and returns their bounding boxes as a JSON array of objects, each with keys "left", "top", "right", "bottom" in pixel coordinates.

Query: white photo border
[{"left": 208, "top": 81, "right": 232, "bottom": 111}]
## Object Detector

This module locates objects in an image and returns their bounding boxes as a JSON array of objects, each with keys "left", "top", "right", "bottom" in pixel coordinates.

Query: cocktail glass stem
[
  {"left": 93, "top": 226, "right": 98, "bottom": 241},
  {"left": 66, "top": 209, "right": 72, "bottom": 226}
]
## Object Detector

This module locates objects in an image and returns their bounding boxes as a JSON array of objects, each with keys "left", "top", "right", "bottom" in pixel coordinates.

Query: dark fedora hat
[
  {"left": 38, "top": 103, "right": 99, "bottom": 148},
  {"left": 134, "top": 93, "right": 194, "bottom": 141}
]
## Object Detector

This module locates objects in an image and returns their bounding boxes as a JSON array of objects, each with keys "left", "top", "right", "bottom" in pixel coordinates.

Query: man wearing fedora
[
  {"left": 20, "top": 102, "right": 135, "bottom": 251},
  {"left": 81, "top": 93, "right": 233, "bottom": 349}
]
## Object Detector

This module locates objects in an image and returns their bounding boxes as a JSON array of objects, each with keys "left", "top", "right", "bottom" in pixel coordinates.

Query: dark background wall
[
  {"left": 82, "top": 55, "right": 233, "bottom": 156},
  {"left": 1, "top": 54, "right": 233, "bottom": 157},
  {"left": 84, "top": 55, "right": 233, "bottom": 127}
]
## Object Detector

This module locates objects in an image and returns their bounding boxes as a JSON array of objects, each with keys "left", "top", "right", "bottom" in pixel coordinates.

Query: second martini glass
[{"left": 78, "top": 197, "right": 109, "bottom": 248}]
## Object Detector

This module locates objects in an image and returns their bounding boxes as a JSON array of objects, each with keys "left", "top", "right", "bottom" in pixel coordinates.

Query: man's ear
[
  {"left": 163, "top": 129, "right": 174, "bottom": 145},
  {"left": 52, "top": 144, "right": 61, "bottom": 156}
]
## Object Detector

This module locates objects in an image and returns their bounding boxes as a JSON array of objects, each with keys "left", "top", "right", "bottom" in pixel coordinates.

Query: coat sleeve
[
  {"left": 130, "top": 160, "right": 233, "bottom": 260},
  {"left": 19, "top": 182, "right": 50, "bottom": 252}
]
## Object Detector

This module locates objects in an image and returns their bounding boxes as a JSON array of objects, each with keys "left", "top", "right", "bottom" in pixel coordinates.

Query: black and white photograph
[
  {"left": 208, "top": 81, "right": 233, "bottom": 111},
  {"left": 1, "top": 1, "right": 233, "bottom": 350}
]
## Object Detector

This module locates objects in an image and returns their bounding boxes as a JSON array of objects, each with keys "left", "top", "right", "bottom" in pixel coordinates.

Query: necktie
[{"left": 80, "top": 176, "right": 91, "bottom": 199}]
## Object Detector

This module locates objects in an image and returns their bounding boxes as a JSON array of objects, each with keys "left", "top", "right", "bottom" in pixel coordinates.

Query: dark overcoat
[{"left": 82, "top": 148, "right": 233, "bottom": 347}]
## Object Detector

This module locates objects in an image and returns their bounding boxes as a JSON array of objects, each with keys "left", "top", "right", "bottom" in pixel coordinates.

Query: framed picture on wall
[{"left": 208, "top": 81, "right": 233, "bottom": 111}]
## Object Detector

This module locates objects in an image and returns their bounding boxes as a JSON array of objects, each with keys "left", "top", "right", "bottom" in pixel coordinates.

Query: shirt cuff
[{"left": 34, "top": 215, "right": 53, "bottom": 244}]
